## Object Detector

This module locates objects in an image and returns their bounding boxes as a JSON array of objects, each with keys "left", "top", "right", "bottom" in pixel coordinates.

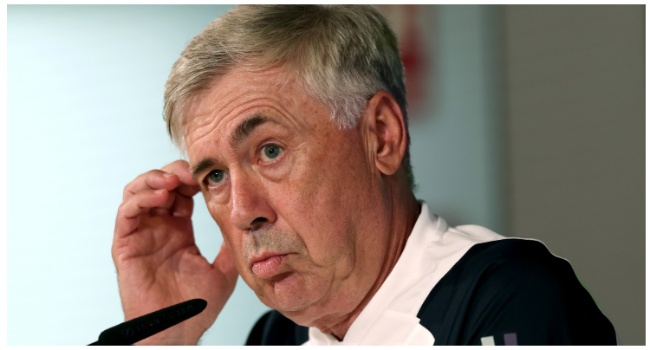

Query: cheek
[
  {"left": 286, "top": 200, "right": 357, "bottom": 269},
  {"left": 206, "top": 200, "right": 245, "bottom": 262},
  {"left": 278, "top": 141, "right": 370, "bottom": 265},
  {"left": 206, "top": 199, "right": 229, "bottom": 235}
]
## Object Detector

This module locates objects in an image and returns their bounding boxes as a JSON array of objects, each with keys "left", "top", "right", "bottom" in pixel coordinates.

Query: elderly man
[{"left": 112, "top": 5, "right": 616, "bottom": 345}]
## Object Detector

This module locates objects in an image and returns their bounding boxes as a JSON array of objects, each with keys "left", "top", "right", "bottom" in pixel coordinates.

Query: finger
[
  {"left": 171, "top": 192, "right": 194, "bottom": 218},
  {"left": 156, "top": 190, "right": 177, "bottom": 213},
  {"left": 123, "top": 170, "right": 180, "bottom": 201},
  {"left": 146, "top": 172, "right": 197, "bottom": 218},
  {"left": 115, "top": 189, "right": 170, "bottom": 237},
  {"left": 161, "top": 160, "right": 200, "bottom": 197},
  {"left": 160, "top": 159, "right": 195, "bottom": 184}
]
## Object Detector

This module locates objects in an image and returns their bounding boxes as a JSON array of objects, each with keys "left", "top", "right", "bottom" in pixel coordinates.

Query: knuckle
[
  {"left": 123, "top": 169, "right": 165, "bottom": 199},
  {"left": 116, "top": 201, "right": 132, "bottom": 218},
  {"left": 116, "top": 204, "right": 126, "bottom": 218},
  {"left": 122, "top": 184, "right": 134, "bottom": 199}
]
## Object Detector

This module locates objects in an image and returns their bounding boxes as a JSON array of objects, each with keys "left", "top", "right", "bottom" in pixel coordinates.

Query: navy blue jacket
[{"left": 246, "top": 240, "right": 616, "bottom": 345}]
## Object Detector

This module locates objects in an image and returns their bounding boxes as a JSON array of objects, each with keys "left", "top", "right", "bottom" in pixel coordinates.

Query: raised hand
[{"left": 112, "top": 160, "right": 238, "bottom": 344}]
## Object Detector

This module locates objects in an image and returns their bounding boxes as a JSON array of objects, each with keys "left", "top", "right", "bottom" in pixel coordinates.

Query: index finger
[
  {"left": 160, "top": 160, "right": 200, "bottom": 197},
  {"left": 123, "top": 160, "right": 199, "bottom": 200}
]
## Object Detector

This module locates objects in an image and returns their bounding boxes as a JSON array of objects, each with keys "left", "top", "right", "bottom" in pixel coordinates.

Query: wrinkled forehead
[
  {"left": 180, "top": 65, "right": 293, "bottom": 136},
  {"left": 180, "top": 63, "right": 334, "bottom": 160},
  {"left": 173, "top": 61, "right": 301, "bottom": 148}
]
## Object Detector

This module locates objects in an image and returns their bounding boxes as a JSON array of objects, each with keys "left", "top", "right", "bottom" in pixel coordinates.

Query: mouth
[{"left": 249, "top": 253, "right": 290, "bottom": 279}]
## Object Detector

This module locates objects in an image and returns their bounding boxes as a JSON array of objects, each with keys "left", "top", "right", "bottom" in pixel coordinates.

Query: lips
[{"left": 249, "top": 253, "right": 289, "bottom": 279}]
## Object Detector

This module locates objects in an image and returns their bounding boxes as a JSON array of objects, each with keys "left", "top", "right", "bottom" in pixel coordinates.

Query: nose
[{"left": 229, "top": 172, "right": 276, "bottom": 231}]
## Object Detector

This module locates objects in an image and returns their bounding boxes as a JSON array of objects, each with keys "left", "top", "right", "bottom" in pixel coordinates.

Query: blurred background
[{"left": 7, "top": 5, "right": 645, "bottom": 345}]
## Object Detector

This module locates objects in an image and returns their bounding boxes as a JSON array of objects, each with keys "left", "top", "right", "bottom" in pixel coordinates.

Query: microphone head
[{"left": 91, "top": 298, "right": 207, "bottom": 345}]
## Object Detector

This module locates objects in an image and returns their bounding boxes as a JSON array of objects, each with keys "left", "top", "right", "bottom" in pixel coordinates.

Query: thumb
[{"left": 214, "top": 243, "right": 239, "bottom": 286}]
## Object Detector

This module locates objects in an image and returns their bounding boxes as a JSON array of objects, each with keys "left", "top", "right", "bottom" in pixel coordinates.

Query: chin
[
  {"left": 270, "top": 273, "right": 312, "bottom": 308},
  {"left": 280, "top": 302, "right": 340, "bottom": 329},
  {"left": 259, "top": 272, "right": 326, "bottom": 321}
]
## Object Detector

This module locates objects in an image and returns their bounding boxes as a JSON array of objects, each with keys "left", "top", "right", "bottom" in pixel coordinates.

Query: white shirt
[{"left": 304, "top": 202, "right": 504, "bottom": 345}]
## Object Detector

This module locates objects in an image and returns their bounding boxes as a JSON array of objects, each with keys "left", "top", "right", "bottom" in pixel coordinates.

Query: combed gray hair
[{"left": 164, "top": 5, "right": 414, "bottom": 188}]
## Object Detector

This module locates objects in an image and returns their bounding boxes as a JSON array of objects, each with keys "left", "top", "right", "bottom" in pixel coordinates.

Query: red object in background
[
  {"left": 400, "top": 6, "right": 425, "bottom": 110},
  {"left": 376, "top": 5, "right": 434, "bottom": 118}
]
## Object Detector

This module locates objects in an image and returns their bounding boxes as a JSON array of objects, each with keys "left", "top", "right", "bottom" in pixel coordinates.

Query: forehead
[
  {"left": 184, "top": 65, "right": 292, "bottom": 129},
  {"left": 181, "top": 64, "right": 331, "bottom": 158}
]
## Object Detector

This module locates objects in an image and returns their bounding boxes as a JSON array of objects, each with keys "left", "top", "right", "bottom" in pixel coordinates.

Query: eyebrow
[
  {"left": 191, "top": 159, "right": 216, "bottom": 181},
  {"left": 230, "top": 114, "right": 269, "bottom": 150},
  {"left": 190, "top": 114, "right": 270, "bottom": 181}
]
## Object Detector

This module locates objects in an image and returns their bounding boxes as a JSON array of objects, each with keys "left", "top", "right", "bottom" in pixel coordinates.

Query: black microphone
[{"left": 89, "top": 299, "right": 207, "bottom": 345}]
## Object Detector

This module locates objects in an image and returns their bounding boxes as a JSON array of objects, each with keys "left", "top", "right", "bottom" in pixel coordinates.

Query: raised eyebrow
[
  {"left": 191, "top": 115, "right": 273, "bottom": 180},
  {"left": 191, "top": 159, "right": 215, "bottom": 182},
  {"left": 230, "top": 114, "right": 270, "bottom": 150}
]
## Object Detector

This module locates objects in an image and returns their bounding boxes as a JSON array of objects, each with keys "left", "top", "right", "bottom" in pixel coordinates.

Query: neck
[{"left": 322, "top": 177, "right": 421, "bottom": 340}]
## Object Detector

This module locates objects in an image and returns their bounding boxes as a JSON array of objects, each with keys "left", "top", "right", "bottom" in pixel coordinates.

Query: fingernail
[
  {"left": 155, "top": 189, "right": 166, "bottom": 194},
  {"left": 162, "top": 172, "right": 175, "bottom": 178}
]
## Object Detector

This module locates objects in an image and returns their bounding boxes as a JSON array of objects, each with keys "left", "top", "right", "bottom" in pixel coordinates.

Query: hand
[{"left": 112, "top": 160, "right": 238, "bottom": 345}]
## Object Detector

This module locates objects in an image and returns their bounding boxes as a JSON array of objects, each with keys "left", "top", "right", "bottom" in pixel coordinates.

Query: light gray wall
[
  {"left": 501, "top": 5, "right": 645, "bottom": 345},
  {"left": 411, "top": 6, "right": 506, "bottom": 233}
]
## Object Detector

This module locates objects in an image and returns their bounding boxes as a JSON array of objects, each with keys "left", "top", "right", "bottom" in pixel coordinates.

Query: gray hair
[{"left": 164, "top": 5, "right": 414, "bottom": 188}]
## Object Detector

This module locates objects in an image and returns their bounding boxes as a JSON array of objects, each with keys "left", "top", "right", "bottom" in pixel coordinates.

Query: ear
[{"left": 361, "top": 91, "right": 408, "bottom": 176}]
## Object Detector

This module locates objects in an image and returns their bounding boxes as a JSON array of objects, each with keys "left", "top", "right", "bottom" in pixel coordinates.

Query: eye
[
  {"left": 260, "top": 143, "right": 283, "bottom": 161},
  {"left": 206, "top": 170, "right": 225, "bottom": 186}
]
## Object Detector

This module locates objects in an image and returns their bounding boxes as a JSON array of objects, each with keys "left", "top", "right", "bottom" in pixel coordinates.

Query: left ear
[{"left": 360, "top": 91, "right": 408, "bottom": 176}]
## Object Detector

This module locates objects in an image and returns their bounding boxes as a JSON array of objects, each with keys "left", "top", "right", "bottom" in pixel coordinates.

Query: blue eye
[
  {"left": 261, "top": 144, "right": 282, "bottom": 160},
  {"left": 206, "top": 170, "right": 225, "bottom": 185}
]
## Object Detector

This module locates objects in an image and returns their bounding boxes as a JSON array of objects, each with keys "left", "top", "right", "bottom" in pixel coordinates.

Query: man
[{"left": 112, "top": 5, "right": 616, "bottom": 345}]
